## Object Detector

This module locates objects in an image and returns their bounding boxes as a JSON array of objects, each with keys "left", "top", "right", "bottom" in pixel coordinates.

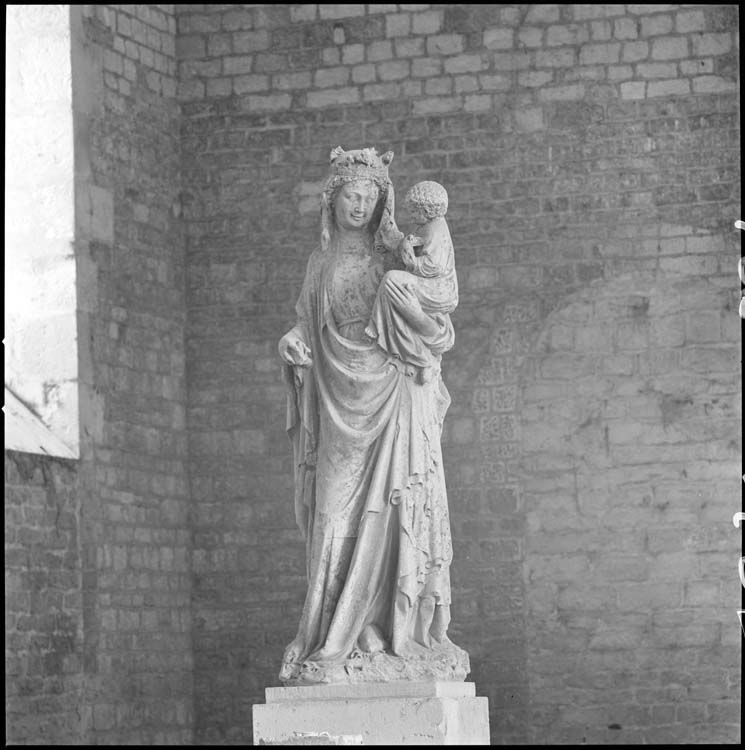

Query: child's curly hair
[{"left": 404, "top": 180, "right": 448, "bottom": 220}]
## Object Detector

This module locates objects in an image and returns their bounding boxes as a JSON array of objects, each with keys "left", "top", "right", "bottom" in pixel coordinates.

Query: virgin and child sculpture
[{"left": 277, "top": 146, "right": 468, "bottom": 685}]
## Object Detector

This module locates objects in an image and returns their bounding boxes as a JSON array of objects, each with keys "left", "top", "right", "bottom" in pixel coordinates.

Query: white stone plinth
[{"left": 252, "top": 681, "right": 490, "bottom": 745}]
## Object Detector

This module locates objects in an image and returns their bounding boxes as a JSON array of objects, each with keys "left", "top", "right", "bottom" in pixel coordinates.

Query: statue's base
[
  {"left": 252, "top": 681, "right": 490, "bottom": 745},
  {"left": 280, "top": 639, "right": 471, "bottom": 686}
]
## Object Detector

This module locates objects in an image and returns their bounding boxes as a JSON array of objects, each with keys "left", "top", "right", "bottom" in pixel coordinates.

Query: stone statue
[{"left": 277, "top": 146, "right": 467, "bottom": 685}]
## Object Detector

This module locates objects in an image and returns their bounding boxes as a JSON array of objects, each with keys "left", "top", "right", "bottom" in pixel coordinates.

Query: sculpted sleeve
[
  {"left": 409, "top": 218, "right": 453, "bottom": 278},
  {"left": 283, "top": 249, "right": 323, "bottom": 539},
  {"left": 288, "top": 249, "right": 321, "bottom": 349}
]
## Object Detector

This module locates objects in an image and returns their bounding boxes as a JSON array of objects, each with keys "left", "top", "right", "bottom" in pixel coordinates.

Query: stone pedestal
[{"left": 253, "top": 681, "right": 490, "bottom": 745}]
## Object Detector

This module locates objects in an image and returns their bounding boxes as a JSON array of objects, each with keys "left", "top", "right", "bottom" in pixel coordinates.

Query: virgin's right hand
[
  {"left": 384, "top": 275, "right": 424, "bottom": 318},
  {"left": 279, "top": 332, "right": 313, "bottom": 367}
]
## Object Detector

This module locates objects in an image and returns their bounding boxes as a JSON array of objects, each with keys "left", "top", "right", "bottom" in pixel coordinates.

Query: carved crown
[{"left": 327, "top": 146, "right": 394, "bottom": 186}]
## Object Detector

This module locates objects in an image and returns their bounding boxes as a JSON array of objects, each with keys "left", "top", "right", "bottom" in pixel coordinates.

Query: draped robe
[{"left": 282, "top": 243, "right": 457, "bottom": 676}]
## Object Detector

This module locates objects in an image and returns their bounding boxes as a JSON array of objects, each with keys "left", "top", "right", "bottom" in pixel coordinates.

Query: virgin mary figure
[{"left": 277, "top": 146, "right": 468, "bottom": 684}]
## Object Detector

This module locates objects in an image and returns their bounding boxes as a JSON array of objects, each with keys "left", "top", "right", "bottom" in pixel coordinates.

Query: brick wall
[
  {"left": 6, "top": 4, "right": 193, "bottom": 744},
  {"left": 76, "top": 4, "right": 193, "bottom": 743},
  {"left": 178, "top": 3, "right": 740, "bottom": 744},
  {"left": 5, "top": 452, "right": 84, "bottom": 743},
  {"left": 521, "top": 267, "right": 741, "bottom": 743}
]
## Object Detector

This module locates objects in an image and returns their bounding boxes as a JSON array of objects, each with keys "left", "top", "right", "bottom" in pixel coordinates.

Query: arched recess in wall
[
  {"left": 518, "top": 270, "right": 740, "bottom": 734},
  {"left": 5, "top": 5, "right": 104, "bottom": 459}
]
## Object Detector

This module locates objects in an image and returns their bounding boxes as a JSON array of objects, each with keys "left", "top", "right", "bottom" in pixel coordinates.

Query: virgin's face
[{"left": 333, "top": 180, "right": 380, "bottom": 231}]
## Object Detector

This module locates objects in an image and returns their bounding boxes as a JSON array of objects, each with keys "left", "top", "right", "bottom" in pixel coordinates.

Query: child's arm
[
  {"left": 400, "top": 235, "right": 422, "bottom": 269},
  {"left": 406, "top": 218, "right": 450, "bottom": 277}
]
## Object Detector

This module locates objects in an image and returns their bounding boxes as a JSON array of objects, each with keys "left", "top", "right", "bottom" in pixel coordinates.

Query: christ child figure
[{"left": 365, "top": 180, "right": 458, "bottom": 384}]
